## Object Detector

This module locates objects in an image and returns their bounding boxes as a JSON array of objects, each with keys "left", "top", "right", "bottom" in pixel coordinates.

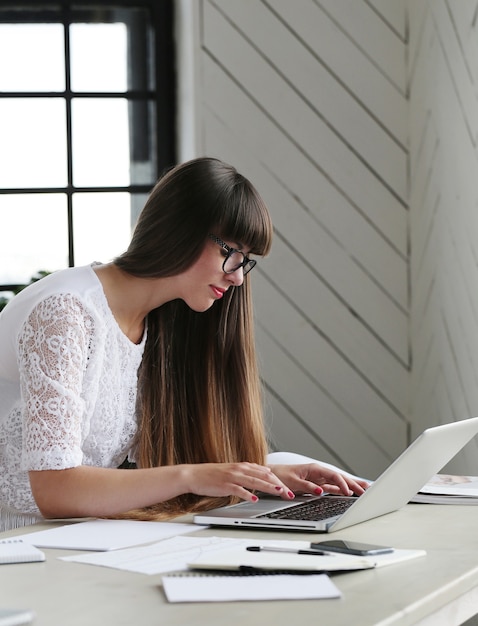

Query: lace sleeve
[{"left": 17, "top": 294, "right": 96, "bottom": 470}]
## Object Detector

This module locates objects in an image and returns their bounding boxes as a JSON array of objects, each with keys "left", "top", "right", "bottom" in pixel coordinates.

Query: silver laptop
[{"left": 194, "top": 417, "right": 478, "bottom": 532}]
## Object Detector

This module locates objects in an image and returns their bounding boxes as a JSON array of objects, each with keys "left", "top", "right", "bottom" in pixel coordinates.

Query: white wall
[
  {"left": 177, "top": 0, "right": 478, "bottom": 478},
  {"left": 409, "top": 0, "right": 478, "bottom": 474}
]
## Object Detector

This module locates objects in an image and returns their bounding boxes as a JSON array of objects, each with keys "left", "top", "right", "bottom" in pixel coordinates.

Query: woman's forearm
[
  {"left": 29, "top": 461, "right": 310, "bottom": 519},
  {"left": 28, "top": 465, "right": 191, "bottom": 519}
]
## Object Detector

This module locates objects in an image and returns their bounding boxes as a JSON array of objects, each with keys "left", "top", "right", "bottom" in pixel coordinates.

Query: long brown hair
[{"left": 115, "top": 158, "right": 273, "bottom": 518}]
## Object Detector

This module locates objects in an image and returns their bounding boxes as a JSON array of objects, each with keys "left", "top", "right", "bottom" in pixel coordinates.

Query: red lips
[{"left": 211, "top": 286, "right": 226, "bottom": 298}]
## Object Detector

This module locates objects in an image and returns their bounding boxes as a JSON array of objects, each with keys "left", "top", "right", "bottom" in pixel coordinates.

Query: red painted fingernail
[
  {"left": 314, "top": 487, "right": 323, "bottom": 495},
  {"left": 251, "top": 495, "right": 258, "bottom": 502},
  {"left": 288, "top": 491, "right": 295, "bottom": 498},
  {"left": 275, "top": 486, "right": 283, "bottom": 491}
]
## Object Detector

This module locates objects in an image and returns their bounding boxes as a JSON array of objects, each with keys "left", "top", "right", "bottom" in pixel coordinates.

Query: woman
[{"left": 0, "top": 157, "right": 367, "bottom": 531}]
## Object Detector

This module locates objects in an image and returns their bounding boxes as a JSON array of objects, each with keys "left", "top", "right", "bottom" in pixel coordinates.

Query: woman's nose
[{"left": 227, "top": 266, "right": 244, "bottom": 287}]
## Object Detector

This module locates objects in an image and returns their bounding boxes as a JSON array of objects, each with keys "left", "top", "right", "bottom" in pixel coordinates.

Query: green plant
[{"left": 0, "top": 270, "right": 50, "bottom": 312}]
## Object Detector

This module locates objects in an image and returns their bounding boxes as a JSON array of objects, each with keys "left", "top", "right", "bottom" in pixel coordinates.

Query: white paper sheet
[
  {"left": 15, "top": 519, "right": 198, "bottom": 551},
  {"left": 60, "top": 535, "right": 257, "bottom": 574},
  {"left": 162, "top": 573, "right": 341, "bottom": 602}
]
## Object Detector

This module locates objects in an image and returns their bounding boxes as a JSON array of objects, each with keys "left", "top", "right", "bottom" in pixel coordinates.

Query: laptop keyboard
[{"left": 257, "top": 496, "right": 354, "bottom": 521}]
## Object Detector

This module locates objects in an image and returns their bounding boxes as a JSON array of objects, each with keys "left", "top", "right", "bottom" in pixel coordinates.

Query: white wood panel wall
[
  {"left": 184, "top": 0, "right": 409, "bottom": 479},
  {"left": 409, "top": 0, "right": 478, "bottom": 474},
  {"left": 177, "top": 0, "right": 478, "bottom": 479}
]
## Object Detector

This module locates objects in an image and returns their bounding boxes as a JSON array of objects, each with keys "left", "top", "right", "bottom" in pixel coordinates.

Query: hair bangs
[{"left": 216, "top": 177, "right": 273, "bottom": 257}]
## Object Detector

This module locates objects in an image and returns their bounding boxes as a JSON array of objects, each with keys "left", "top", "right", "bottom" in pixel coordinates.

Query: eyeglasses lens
[
  {"left": 224, "top": 250, "right": 245, "bottom": 273},
  {"left": 223, "top": 250, "right": 255, "bottom": 275}
]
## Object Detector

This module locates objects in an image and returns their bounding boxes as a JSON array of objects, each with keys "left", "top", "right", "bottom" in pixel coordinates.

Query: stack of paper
[{"left": 410, "top": 474, "right": 478, "bottom": 505}]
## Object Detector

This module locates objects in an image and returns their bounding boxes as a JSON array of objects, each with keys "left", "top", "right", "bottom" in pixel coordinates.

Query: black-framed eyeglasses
[{"left": 208, "top": 234, "right": 257, "bottom": 275}]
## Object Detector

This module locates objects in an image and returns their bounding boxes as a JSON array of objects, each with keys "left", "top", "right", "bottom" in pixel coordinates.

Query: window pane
[
  {"left": 70, "top": 23, "right": 127, "bottom": 92},
  {"left": 73, "top": 193, "right": 133, "bottom": 265},
  {"left": 72, "top": 98, "right": 130, "bottom": 187},
  {"left": 0, "top": 194, "right": 68, "bottom": 284},
  {"left": 129, "top": 100, "right": 157, "bottom": 186},
  {"left": 130, "top": 192, "right": 149, "bottom": 229},
  {"left": 0, "top": 24, "right": 65, "bottom": 92},
  {"left": 0, "top": 99, "right": 67, "bottom": 188}
]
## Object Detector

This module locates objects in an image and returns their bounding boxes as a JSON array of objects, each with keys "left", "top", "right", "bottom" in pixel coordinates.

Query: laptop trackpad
[{"left": 219, "top": 495, "right": 320, "bottom": 519}]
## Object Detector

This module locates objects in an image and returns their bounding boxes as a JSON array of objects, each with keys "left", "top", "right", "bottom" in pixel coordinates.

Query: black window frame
[{"left": 0, "top": 0, "right": 176, "bottom": 293}]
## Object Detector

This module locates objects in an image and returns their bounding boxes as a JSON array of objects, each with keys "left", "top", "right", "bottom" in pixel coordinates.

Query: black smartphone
[{"left": 310, "top": 540, "right": 393, "bottom": 556}]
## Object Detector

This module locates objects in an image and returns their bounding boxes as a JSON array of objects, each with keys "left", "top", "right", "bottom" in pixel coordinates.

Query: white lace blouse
[{"left": 0, "top": 265, "right": 146, "bottom": 518}]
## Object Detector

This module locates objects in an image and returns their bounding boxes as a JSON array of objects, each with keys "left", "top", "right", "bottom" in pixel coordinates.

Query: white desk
[{"left": 2, "top": 504, "right": 478, "bottom": 625}]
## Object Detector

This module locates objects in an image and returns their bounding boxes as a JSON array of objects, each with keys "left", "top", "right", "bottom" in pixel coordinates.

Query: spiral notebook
[
  {"left": 0, "top": 540, "right": 45, "bottom": 565},
  {"left": 162, "top": 572, "right": 341, "bottom": 602}
]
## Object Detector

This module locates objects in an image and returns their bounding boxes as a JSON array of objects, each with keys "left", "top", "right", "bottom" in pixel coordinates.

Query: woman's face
[{"left": 177, "top": 236, "right": 248, "bottom": 312}]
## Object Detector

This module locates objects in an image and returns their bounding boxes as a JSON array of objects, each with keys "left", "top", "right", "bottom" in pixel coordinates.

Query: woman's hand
[
  {"left": 268, "top": 463, "right": 370, "bottom": 497},
  {"left": 29, "top": 461, "right": 368, "bottom": 521},
  {"left": 183, "top": 462, "right": 295, "bottom": 503}
]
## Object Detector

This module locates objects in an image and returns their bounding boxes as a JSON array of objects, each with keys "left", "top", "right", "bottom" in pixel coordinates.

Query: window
[{"left": 0, "top": 1, "right": 175, "bottom": 295}]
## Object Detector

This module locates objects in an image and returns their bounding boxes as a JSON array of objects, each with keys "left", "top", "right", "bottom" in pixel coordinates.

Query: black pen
[{"left": 246, "top": 546, "right": 326, "bottom": 555}]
